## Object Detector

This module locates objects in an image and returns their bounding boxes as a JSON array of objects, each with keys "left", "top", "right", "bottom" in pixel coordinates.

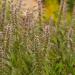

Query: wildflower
[
  {"left": 44, "top": 25, "right": 50, "bottom": 35},
  {"left": 0, "top": 31, "right": 3, "bottom": 40}
]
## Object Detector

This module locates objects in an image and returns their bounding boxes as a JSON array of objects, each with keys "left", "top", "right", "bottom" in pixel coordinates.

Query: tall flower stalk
[{"left": 0, "top": 0, "right": 7, "bottom": 74}]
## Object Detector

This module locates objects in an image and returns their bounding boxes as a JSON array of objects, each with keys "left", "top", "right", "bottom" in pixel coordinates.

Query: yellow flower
[{"left": 43, "top": 0, "right": 59, "bottom": 22}]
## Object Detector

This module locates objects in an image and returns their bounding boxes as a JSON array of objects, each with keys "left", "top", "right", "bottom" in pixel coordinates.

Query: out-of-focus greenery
[
  {"left": 0, "top": 0, "right": 75, "bottom": 75},
  {"left": 43, "top": 0, "right": 59, "bottom": 22},
  {"left": 43, "top": 0, "right": 75, "bottom": 22},
  {"left": 67, "top": 0, "right": 75, "bottom": 12}
]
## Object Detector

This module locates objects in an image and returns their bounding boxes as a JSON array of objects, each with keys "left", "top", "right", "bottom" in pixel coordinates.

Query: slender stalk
[
  {"left": 57, "top": 0, "right": 64, "bottom": 27},
  {"left": 37, "top": 0, "right": 43, "bottom": 25},
  {"left": 0, "top": 0, "right": 7, "bottom": 74}
]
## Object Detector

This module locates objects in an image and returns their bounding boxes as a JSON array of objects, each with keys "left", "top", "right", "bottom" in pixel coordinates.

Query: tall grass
[{"left": 0, "top": 0, "right": 75, "bottom": 75}]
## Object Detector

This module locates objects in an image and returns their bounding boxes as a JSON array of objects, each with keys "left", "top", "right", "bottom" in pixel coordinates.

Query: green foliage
[
  {"left": 67, "top": 0, "right": 75, "bottom": 12},
  {"left": 0, "top": 0, "right": 75, "bottom": 75}
]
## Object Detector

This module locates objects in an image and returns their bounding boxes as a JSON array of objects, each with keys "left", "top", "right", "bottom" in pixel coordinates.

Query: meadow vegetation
[{"left": 0, "top": 0, "right": 75, "bottom": 75}]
